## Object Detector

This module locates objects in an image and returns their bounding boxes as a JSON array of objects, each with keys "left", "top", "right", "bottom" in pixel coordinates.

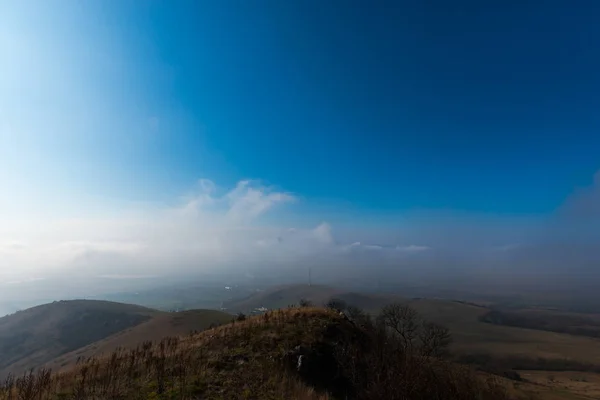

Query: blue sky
[{"left": 0, "top": 1, "right": 599, "bottom": 286}]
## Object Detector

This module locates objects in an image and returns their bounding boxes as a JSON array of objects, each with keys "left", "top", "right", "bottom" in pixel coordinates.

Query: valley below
[{"left": 2, "top": 282, "right": 600, "bottom": 399}]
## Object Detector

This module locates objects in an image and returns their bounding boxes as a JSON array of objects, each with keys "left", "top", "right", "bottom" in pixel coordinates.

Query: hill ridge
[{"left": 0, "top": 306, "right": 511, "bottom": 400}]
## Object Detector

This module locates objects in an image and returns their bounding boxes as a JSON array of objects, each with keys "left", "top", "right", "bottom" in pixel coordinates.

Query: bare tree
[
  {"left": 346, "top": 305, "right": 370, "bottom": 325},
  {"left": 378, "top": 303, "right": 420, "bottom": 353},
  {"left": 418, "top": 322, "right": 451, "bottom": 357},
  {"left": 299, "top": 298, "right": 313, "bottom": 307},
  {"left": 325, "top": 298, "right": 348, "bottom": 312}
]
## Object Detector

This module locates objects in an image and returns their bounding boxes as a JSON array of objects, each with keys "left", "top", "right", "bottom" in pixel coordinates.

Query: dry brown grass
[
  {"left": 44, "top": 309, "right": 232, "bottom": 373},
  {"left": 0, "top": 300, "right": 161, "bottom": 379},
  {"left": 515, "top": 370, "right": 600, "bottom": 400},
  {"left": 408, "top": 299, "right": 600, "bottom": 364},
  {"left": 0, "top": 306, "right": 513, "bottom": 400},
  {"left": 225, "top": 285, "right": 600, "bottom": 365}
]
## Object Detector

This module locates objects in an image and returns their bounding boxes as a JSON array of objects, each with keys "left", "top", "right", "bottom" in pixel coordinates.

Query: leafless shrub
[
  {"left": 299, "top": 298, "right": 313, "bottom": 308},
  {"left": 378, "top": 303, "right": 420, "bottom": 354},
  {"left": 325, "top": 298, "right": 347, "bottom": 312},
  {"left": 419, "top": 321, "right": 452, "bottom": 358}
]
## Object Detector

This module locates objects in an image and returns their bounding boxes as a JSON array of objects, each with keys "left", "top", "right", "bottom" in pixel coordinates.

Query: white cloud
[
  {"left": 2, "top": 174, "right": 600, "bottom": 299},
  {"left": 312, "top": 223, "right": 333, "bottom": 244},
  {"left": 98, "top": 274, "right": 159, "bottom": 280},
  {"left": 225, "top": 180, "right": 295, "bottom": 223},
  {"left": 339, "top": 241, "right": 424, "bottom": 254},
  {"left": 3, "top": 179, "right": 430, "bottom": 282},
  {"left": 0, "top": 241, "right": 27, "bottom": 252},
  {"left": 396, "top": 245, "right": 430, "bottom": 252},
  {"left": 198, "top": 178, "right": 216, "bottom": 194}
]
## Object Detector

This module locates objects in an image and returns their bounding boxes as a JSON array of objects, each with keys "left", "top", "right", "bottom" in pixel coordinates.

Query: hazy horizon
[{"left": 1, "top": 2, "right": 599, "bottom": 310}]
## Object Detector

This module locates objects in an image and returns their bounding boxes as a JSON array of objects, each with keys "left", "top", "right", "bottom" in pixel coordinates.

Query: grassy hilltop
[{"left": 0, "top": 306, "right": 510, "bottom": 400}]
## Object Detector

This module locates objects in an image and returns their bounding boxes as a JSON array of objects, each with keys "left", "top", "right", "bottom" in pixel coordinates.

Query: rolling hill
[
  {"left": 0, "top": 300, "right": 158, "bottom": 378},
  {"left": 1, "top": 292, "right": 600, "bottom": 398},
  {"left": 223, "top": 284, "right": 405, "bottom": 313},
  {"left": 45, "top": 309, "right": 233, "bottom": 372},
  {"left": 0, "top": 307, "right": 511, "bottom": 400},
  {"left": 0, "top": 300, "right": 232, "bottom": 379},
  {"left": 225, "top": 284, "right": 600, "bottom": 365}
]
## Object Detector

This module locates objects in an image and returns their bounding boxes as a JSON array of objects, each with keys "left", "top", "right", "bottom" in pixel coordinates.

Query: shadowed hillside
[
  {"left": 0, "top": 300, "right": 234, "bottom": 379},
  {"left": 224, "top": 284, "right": 403, "bottom": 314},
  {"left": 0, "top": 300, "right": 159, "bottom": 378},
  {"left": 224, "top": 284, "right": 342, "bottom": 312},
  {"left": 45, "top": 309, "right": 233, "bottom": 372},
  {"left": 479, "top": 308, "right": 600, "bottom": 338}
]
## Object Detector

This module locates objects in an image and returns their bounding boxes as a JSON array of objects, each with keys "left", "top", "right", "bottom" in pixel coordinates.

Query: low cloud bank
[{"left": 1, "top": 173, "right": 598, "bottom": 294}]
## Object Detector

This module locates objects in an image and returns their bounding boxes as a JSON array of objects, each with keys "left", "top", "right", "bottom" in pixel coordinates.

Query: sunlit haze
[{"left": 1, "top": 2, "right": 599, "bottom": 308}]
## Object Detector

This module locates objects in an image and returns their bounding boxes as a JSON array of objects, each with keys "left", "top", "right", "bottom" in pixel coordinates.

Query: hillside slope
[
  {"left": 224, "top": 284, "right": 404, "bottom": 313},
  {"left": 45, "top": 309, "right": 233, "bottom": 372},
  {"left": 227, "top": 285, "right": 600, "bottom": 365},
  {"left": 0, "top": 300, "right": 159, "bottom": 378},
  {"left": 0, "top": 307, "right": 510, "bottom": 400},
  {"left": 409, "top": 299, "right": 600, "bottom": 364}
]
